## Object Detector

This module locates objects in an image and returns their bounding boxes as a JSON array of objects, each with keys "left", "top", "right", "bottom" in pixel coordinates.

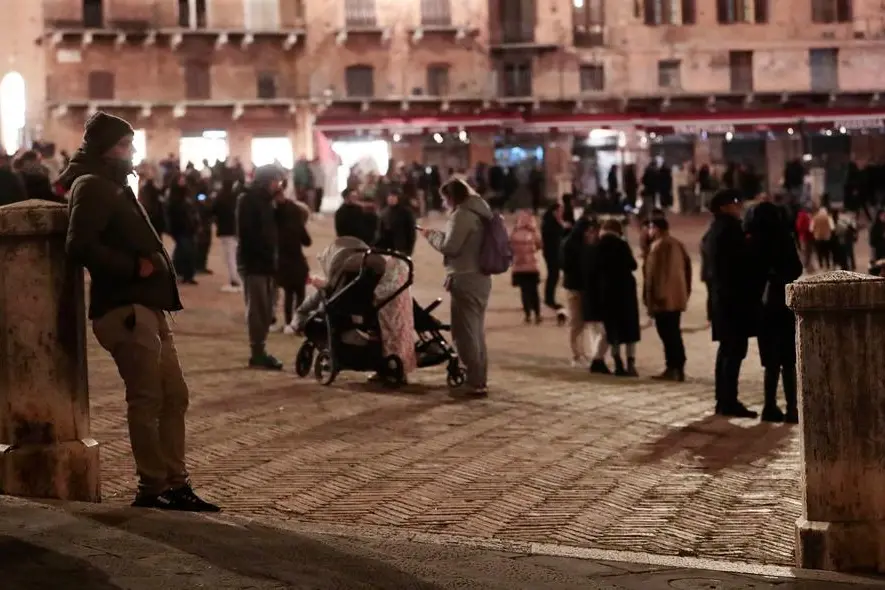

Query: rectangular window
[
  {"left": 643, "top": 0, "right": 694, "bottom": 25},
  {"left": 811, "top": 0, "right": 852, "bottom": 23},
  {"left": 573, "top": 0, "right": 605, "bottom": 45},
  {"left": 245, "top": 0, "right": 280, "bottom": 30},
  {"left": 257, "top": 71, "right": 278, "bottom": 99},
  {"left": 579, "top": 64, "right": 605, "bottom": 92},
  {"left": 83, "top": 0, "right": 104, "bottom": 27},
  {"left": 728, "top": 51, "right": 753, "bottom": 92},
  {"left": 345, "top": 65, "right": 375, "bottom": 97},
  {"left": 809, "top": 48, "right": 839, "bottom": 91},
  {"left": 657, "top": 59, "right": 681, "bottom": 89},
  {"left": 716, "top": 0, "right": 767, "bottom": 23},
  {"left": 500, "top": 62, "right": 532, "bottom": 97},
  {"left": 499, "top": 0, "right": 535, "bottom": 43},
  {"left": 345, "top": 0, "right": 377, "bottom": 27},
  {"left": 87, "top": 71, "right": 114, "bottom": 99},
  {"left": 421, "top": 0, "right": 452, "bottom": 26},
  {"left": 184, "top": 61, "right": 211, "bottom": 99},
  {"left": 426, "top": 65, "right": 450, "bottom": 96},
  {"left": 178, "top": 0, "right": 207, "bottom": 28}
]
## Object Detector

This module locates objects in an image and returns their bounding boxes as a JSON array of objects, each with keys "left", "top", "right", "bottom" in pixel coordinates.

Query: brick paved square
[{"left": 86, "top": 215, "right": 800, "bottom": 566}]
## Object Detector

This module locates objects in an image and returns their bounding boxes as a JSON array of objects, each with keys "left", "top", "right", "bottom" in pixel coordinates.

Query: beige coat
[{"left": 643, "top": 234, "right": 692, "bottom": 314}]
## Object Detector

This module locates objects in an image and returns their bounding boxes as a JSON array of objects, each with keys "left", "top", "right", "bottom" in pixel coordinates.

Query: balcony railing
[
  {"left": 344, "top": 0, "right": 378, "bottom": 28},
  {"left": 494, "top": 22, "right": 535, "bottom": 44}
]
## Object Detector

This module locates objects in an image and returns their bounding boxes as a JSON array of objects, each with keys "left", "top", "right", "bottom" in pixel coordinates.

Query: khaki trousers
[
  {"left": 93, "top": 304, "right": 190, "bottom": 495},
  {"left": 565, "top": 290, "right": 585, "bottom": 360}
]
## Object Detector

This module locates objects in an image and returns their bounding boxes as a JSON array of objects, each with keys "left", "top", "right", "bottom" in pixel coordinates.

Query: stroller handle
[{"left": 361, "top": 248, "right": 415, "bottom": 310}]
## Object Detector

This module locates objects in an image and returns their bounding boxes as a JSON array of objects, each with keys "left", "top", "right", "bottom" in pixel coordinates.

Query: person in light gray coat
[{"left": 421, "top": 177, "right": 493, "bottom": 397}]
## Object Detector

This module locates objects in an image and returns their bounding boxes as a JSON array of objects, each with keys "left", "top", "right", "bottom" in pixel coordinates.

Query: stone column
[
  {"left": 787, "top": 270, "right": 885, "bottom": 573},
  {"left": 0, "top": 200, "right": 100, "bottom": 502}
]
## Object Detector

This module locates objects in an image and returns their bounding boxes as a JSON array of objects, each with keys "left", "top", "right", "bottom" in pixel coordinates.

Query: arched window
[{"left": 0, "top": 72, "right": 26, "bottom": 155}]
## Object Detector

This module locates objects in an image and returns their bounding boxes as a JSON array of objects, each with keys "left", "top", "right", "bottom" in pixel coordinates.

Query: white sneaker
[
  {"left": 269, "top": 324, "right": 284, "bottom": 333},
  {"left": 283, "top": 325, "right": 296, "bottom": 335},
  {"left": 570, "top": 357, "right": 589, "bottom": 368}
]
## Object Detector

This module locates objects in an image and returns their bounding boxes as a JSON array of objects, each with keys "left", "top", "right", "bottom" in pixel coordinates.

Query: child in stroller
[{"left": 291, "top": 238, "right": 467, "bottom": 388}]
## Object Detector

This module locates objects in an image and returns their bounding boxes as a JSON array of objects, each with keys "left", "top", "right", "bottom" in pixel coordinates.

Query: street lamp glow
[
  {"left": 458, "top": 130, "right": 468, "bottom": 142},
  {"left": 725, "top": 131, "right": 733, "bottom": 141},
  {"left": 433, "top": 133, "right": 443, "bottom": 143},
  {"left": 787, "top": 128, "right": 794, "bottom": 135},
  {"left": 392, "top": 133, "right": 401, "bottom": 142}
]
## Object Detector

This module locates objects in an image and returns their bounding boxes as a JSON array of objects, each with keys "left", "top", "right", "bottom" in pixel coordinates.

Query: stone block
[
  {"left": 0, "top": 200, "right": 100, "bottom": 503},
  {"left": 787, "top": 270, "right": 885, "bottom": 573}
]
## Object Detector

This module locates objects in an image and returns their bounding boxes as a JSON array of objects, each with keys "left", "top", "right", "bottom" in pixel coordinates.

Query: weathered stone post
[
  {"left": 0, "top": 199, "right": 100, "bottom": 501},
  {"left": 787, "top": 270, "right": 885, "bottom": 572}
]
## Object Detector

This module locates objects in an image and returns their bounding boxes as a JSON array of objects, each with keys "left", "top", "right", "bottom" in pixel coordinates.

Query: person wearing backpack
[{"left": 421, "top": 177, "right": 509, "bottom": 398}]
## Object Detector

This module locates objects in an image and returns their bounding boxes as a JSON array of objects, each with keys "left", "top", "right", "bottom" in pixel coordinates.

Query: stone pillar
[
  {"left": 787, "top": 270, "right": 885, "bottom": 573},
  {"left": 0, "top": 200, "right": 100, "bottom": 502}
]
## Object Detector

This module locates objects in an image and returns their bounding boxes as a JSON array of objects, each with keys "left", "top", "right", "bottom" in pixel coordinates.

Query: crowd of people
[{"left": 11, "top": 108, "right": 885, "bottom": 513}]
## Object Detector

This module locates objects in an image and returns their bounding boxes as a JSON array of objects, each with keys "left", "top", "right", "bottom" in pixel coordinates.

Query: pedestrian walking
[
  {"left": 276, "top": 197, "right": 312, "bottom": 334},
  {"left": 63, "top": 111, "right": 218, "bottom": 511},
  {"left": 510, "top": 210, "right": 543, "bottom": 324}
]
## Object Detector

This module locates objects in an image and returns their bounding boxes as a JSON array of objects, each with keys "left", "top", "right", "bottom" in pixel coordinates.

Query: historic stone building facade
[{"left": 1, "top": 0, "right": 884, "bottom": 192}]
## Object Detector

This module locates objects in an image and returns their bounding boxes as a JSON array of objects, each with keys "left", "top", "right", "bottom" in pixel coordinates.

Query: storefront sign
[
  {"left": 672, "top": 123, "right": 736, "bottom": 134},
  {"left": 831, "top": 118, "right": 884, "bottom": 130}
]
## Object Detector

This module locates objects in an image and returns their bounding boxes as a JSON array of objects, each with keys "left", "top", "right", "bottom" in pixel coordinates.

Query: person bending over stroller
[{"left": 292, "top": 236, "right": 417, "bottom": 382}]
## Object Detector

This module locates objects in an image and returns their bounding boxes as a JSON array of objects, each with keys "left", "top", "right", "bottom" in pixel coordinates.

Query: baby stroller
[{"left": 293, "top": 248, "right": 468, "bottom": 388}]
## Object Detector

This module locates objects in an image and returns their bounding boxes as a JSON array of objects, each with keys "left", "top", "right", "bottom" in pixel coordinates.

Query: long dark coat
[
  {"left": 580, "top": 241, "right": 604, "bottom": 322},
  {"left": 746, "top": 202, "right": 803, "bottom": 367},
  {"left": 703, "top": 214, "right": 756, "bottom": 342},
  {"left": 595, "top": 232, "right": 641, "bottom": 344},
  {"left": 275, "top": 200, "right": 312, "bottom": 291}
]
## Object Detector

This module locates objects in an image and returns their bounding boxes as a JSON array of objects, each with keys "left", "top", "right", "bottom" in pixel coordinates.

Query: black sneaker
[
  {"left": 249, "top": 353, "right": 284, "bottom": 370},
  {"left": 131, "top": 491, "right": 173, "bottom": 509},
  {"left": 785, "top": 408, "right": 799, "bottom": 424},
  {"left": 589, "top": 359, "right": 611, "bottom": 374},
  {"left": 761, "top": 405, "right": 785, "bottom": 423},
  {"left": 162, "top": 485, "right": 221, "bottom": 512}
]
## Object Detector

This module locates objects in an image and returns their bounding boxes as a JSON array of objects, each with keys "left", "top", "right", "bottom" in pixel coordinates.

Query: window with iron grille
[
  {"left": 500, "top": 62, "right": 532, "bottom": 97},
  {"left": 717, "top": 0, "right": 768, "bottom": 23},
  {"left": 87, "top": 71, "right": 115, "bottom": 100},
  {"left": 257, "top": 71, "right": 278, "bottom": 99},
  {"left": 498, "top": 0, "right": 535, "bottom": 43},
  {"left": 345, "top": 0, "right": 377, "bottom": 27},
  {"left": 579, "top": 64, "right": 604, "bottom": 92},
  {"left": 728, "top": 51, "right": 754, "bottom": 92},
  {"left": 421, "top": 0, "right": 452, "bottom": 26},
  {"left": 426, "top": 64, "right": 450, "bottom": 96},
  {"left": 345, "top": 65, "right": 375, "bottom": 97},
  {"left": 184, "top": 61, "right": 211, "bottom": 99},
  {"left": 643, "top": 0, "right": 696, "bottom": 25},
  {"left": 657, "top": 59, "right": 681, "bottom": 89},
  {"left": 810, "top": 0, "right": 852, "bottom": 23}
]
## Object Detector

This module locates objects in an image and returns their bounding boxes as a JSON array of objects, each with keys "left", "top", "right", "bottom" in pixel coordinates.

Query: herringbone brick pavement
[{"left": 87, "top": 214, "right": 803, "bottom": 566}]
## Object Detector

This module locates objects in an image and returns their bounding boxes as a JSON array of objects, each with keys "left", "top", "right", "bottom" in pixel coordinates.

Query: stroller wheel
[
  {"left": 382, "top": 355, "right": 405, "bottom": 387},
  {"left": 314, "top": 351, "right": 338, "bottom": 386},
  {"left": 446, "top": 366, "right": 467, "bottom": 388},
  {"left": 294, "top": 342, "right": 315, "bottom": 378}
]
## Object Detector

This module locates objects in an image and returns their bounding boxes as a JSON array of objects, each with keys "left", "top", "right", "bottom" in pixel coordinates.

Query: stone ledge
[
  {"left": 787, "top": 270, "right": 885, "bottom": 312},
  {"left": 0, "top": 200, "right": 69, "bottom": 237},
  {"left": 798, "top": 517, "right": 885, "bottom": 573},
  {"left": 0, "top": 438, "right": 100, "bottom": 502}
]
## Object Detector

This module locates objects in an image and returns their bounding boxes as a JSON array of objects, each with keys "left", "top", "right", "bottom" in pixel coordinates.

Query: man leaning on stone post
[{"left": 62, "top": 112, "right": 219, "bottom": 512}]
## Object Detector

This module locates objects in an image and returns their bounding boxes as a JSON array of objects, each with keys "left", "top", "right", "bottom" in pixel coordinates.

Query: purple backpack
[{"left": 477, "top": 212, "right": 513, "bottom": 275}]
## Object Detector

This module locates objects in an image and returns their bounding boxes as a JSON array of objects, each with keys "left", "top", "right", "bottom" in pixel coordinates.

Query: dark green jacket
[{"left": 61, "top": 150, "right": 182, "bottom": 319}]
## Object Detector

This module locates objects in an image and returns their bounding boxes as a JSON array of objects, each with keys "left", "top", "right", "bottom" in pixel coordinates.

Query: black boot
[
  {"left": 626, "top": 357, "right": 638, "bottom": 377},
  {"left": 613, "top": 355, "right": 627, "bottom": 376},
  {"left": 589, "top": 359, "right": 611, "bottom": 374},
  {"left": 761, "top": 366, "right": 785, "bottom": 422},
  {"left": 783, "top": 363, "right": 799, "bottom": 424}
]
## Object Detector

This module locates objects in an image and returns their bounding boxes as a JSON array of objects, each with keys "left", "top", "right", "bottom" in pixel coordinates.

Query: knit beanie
[{"left": 82, "top": 112, "right": 134, "bottom": 156}]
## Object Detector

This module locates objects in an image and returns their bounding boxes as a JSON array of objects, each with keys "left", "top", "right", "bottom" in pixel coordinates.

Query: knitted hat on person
[{"left": 82, "top": 112, "right": 134, "bottom": 156}]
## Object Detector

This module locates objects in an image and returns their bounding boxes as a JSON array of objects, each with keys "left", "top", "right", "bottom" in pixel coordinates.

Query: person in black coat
[
  {"left": 14, "top": 150, "right": 63, "bottom": 203},
  {"left": 213, "top": 172, "right": 241, "bottom": 290},
  {"left": 0, "top": 153, "right": 27, "bottom": 206},
  {"left": 276, "top": 198, "right": 312, "bottom": 330},
  {"left": 560, "top": 216, "right": 593, "bottom": 365},
  {"left": 703, "top": 189, "right": 758, "bottom": 418},
  {"left": 595, "top": 218, "right": 641, "bottom": 376},
  {"left": 541, "top": 201, "right": 570, "bottom": 320},
  {"left": 137, "top": 175, "right": 166, "bottom": 235},
  {"left": 335, "top": 188, "right": 377, "bottom": 245},
  {"left": 745, "top": 201, "right": 802, "bottom": 423},
  {"left": 165, "top": 172, "right": 200, "bottom": 285},
  {"left": 376, "top": 191, "right": 417, "bottom": 255}
]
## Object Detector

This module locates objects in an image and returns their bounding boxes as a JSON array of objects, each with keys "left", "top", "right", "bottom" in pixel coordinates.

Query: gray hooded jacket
[{"left": 426, "top": 193, "right": 492, "bottom": 275}]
